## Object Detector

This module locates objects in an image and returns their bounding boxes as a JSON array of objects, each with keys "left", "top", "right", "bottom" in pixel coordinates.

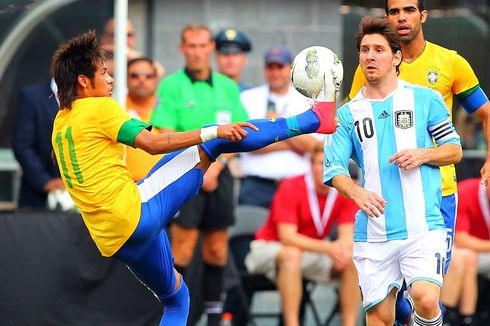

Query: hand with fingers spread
[{"left": 217, "top": 122, "right": 258, "bottom": 141}]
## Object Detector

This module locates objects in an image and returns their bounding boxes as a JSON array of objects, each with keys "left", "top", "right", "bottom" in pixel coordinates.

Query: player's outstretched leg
[{"left": 200, "top": 107, "right": 328, "bottom": 160}]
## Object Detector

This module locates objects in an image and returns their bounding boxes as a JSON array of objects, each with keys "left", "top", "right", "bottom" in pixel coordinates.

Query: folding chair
[{"left": 228, "top": 205, "right": 326, "bottom": 326}]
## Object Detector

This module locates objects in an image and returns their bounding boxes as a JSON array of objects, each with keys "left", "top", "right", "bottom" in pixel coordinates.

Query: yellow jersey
[
  {"left": 349, "top": 41, "right": 480, "bottom": 196},
  {"left": 125, "top": 96, "right": 163, "bottom": 181},
  {"left": 52, "top": 97, "right": 150, "bottom": 256}
]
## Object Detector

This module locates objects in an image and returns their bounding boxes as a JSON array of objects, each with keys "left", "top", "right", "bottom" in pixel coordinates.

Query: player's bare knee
[
  {"left": 172, "top": 243, "right": 196, "bottom": 266},
  {"left": 366, "top": 310, "right": 393, "bottom": 326},
  {"left": 464, "top": 250, "right": 478, "bottom": 273},
  {"left": 411, "top": 286, "right": 440, "bottom": 316},
  {"left": 202, "top": 243, "right": 227, "bottom": 264}
]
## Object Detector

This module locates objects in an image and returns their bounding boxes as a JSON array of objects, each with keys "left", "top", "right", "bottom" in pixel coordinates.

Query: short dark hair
[
  {"left": 355, "top": 16, "right": 402, "bottom": 74},
  {"left": 127, "top": 57, "right": 156, "bottom": 74},
  {"left": 384, "top": 0, "right": 425, "bottom": 14},
  {"left": 51, "top": 30, "right": 105, "bottom": 109}
]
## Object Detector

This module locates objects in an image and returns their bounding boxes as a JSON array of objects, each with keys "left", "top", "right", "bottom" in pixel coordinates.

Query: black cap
[{"left": 214, "top": 28, "right": 252, "bottom": 54}]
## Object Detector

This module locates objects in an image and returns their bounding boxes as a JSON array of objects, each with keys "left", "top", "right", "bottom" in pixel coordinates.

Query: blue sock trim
[
  {"left": 160, "top": 276, "right": 190, "bottom": 326},
  {"left": 293, "top": 109, "right": 320, "bottom": 134}
]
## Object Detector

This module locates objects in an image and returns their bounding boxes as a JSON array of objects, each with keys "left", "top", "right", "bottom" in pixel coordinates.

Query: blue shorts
[
  {"left": 441, "top": 193, "right": 458, "bottom": 274},
  {"left": 114, "top": 146, "right": 204, "bottom": 300}
]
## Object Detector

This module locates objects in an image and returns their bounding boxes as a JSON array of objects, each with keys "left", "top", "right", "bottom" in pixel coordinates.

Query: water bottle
[{"left": 221, "top": 312, "right": 233, "bottom": 326}]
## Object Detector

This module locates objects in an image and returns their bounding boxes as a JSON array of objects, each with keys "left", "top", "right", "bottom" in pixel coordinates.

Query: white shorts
[
  {"left": 244, "top": 240, "right": 334, "bottom": 284},
  {"left": 479, "top": 252, "right": 490, "bottom": 275},
  {"left": 353, "top": 229, "right": 446, "bottom": 311}
]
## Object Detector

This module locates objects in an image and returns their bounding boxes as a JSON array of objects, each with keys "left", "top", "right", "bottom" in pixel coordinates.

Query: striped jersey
[
  {"left": 349, "top": 41, "right": 488, "bottom": 196},
  {"left": 324, "top": 81, "right": 461, "bottom": 242}
]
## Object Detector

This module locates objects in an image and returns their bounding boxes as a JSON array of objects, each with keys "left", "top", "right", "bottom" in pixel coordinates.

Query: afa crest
[{"left": 394, "top": 110, "right": 413, "bottom": 129}]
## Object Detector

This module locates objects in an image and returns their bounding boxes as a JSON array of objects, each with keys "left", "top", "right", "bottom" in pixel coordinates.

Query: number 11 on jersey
[{"left": 54, "top": 127, "right": 84, "bottom": 188}]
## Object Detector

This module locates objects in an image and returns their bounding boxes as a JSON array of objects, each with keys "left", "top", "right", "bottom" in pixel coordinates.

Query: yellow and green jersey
[
  {"left": 349, "top": 41, "right": 482, "bottom": 196},
  {"left": 52, "top": 97, "right": 150, "bottom": 256}
]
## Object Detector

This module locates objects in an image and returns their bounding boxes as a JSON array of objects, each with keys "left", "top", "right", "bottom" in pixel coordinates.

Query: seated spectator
[
  {"left": 101, "top": 18, "right": 164, "bottom": 78},
  {"left": 244, "top": 143, "right": 360, "bottom": 326},
  {"left": 441, "top": 178, "right": 490, "bottom": 326}
]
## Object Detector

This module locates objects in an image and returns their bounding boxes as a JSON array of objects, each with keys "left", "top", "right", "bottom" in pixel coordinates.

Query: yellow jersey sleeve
[
  {"left": 451, "top": 53, "right": 480, "bottom": 97},
  {"left": 348, "top": 64, "right": 366, "bottom": 100},
  {"left": 97, "top": 98, "right": 138, "bottom": 141}
]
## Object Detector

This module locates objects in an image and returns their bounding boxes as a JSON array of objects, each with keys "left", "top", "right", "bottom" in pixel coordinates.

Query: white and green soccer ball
[{"left": 291, "top": 46, "right": 343, "bottom": 102}]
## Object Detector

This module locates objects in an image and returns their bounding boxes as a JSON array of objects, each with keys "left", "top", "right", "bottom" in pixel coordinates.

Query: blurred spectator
[
  {"left": 101, "top": 17, "right": 136, "bottom": 48},
  {"left": 454, "top": 108, "right": 486, "bottom": 150},
  {"left": 245, "top": 143, "right": 360, "bottom": 326},
  {"left": 238, "top": 45, "right": 320, "bottom": 208},
  {"left": 11, "top": 78, "right": 64, "bottom": 209},
  {"left": 150, "top": 23, "right": 249, "bottom": 326},
  {"left": 214, "top": 28, "right": 253, "bottom": 92},
  {"left": 101, "top": 18, "right": 164, "bottom": 78},
  {"left": 441, "top": 178, "right": 490, "bottom": 326},
  {"left": 124, "top": 57, "right": 163, "bottom": 181}
]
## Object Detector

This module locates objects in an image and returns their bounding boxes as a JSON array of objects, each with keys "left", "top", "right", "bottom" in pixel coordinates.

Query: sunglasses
[
  {"left": 108, "top": 32, "right": 135, "bottom": 37},
  {"left": 129, "top": 72, "right": 156, "bottom": 79}
]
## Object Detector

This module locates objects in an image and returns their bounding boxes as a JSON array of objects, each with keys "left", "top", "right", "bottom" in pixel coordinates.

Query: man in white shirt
[{"left": 239, "top": 45, "right": 321, "bottom": 208}]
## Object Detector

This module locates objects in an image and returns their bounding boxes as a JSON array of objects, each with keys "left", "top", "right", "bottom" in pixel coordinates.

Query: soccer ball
[{"left": 291, "top": 46, "right": 343, "bottom": 102}]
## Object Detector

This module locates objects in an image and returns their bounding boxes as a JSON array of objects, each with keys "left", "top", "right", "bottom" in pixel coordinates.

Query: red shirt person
[{"left": 245, "top": 143, "right": 360, "bottom": 326}]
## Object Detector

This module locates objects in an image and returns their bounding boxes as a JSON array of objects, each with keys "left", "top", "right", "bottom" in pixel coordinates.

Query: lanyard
[
  {"left": 266, "top": 88, "right": 290, "bottom": 115},
  {"left": 305, "top": 172, "right": 338, "bottom": 237}
]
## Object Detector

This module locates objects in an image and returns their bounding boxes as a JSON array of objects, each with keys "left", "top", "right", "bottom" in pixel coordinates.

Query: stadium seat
[{"left": 227, "top": 205, "right": 334, "bottom": 326}]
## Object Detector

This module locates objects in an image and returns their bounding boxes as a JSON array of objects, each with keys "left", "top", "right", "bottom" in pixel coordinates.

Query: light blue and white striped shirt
[{"left": 324, "top": 80, "right": 460, "bottom": 242}]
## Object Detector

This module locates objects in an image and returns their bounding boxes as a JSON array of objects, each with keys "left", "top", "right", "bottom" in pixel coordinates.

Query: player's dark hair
[
  {"left": 355, "top": 16, "right": 402, "bottom": 74},
  {"left": 384, "top": 0, "right": 425, "bottom": 14},
  {"left": 51, "top": 30, "right": 105, "bottom": 109}
]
